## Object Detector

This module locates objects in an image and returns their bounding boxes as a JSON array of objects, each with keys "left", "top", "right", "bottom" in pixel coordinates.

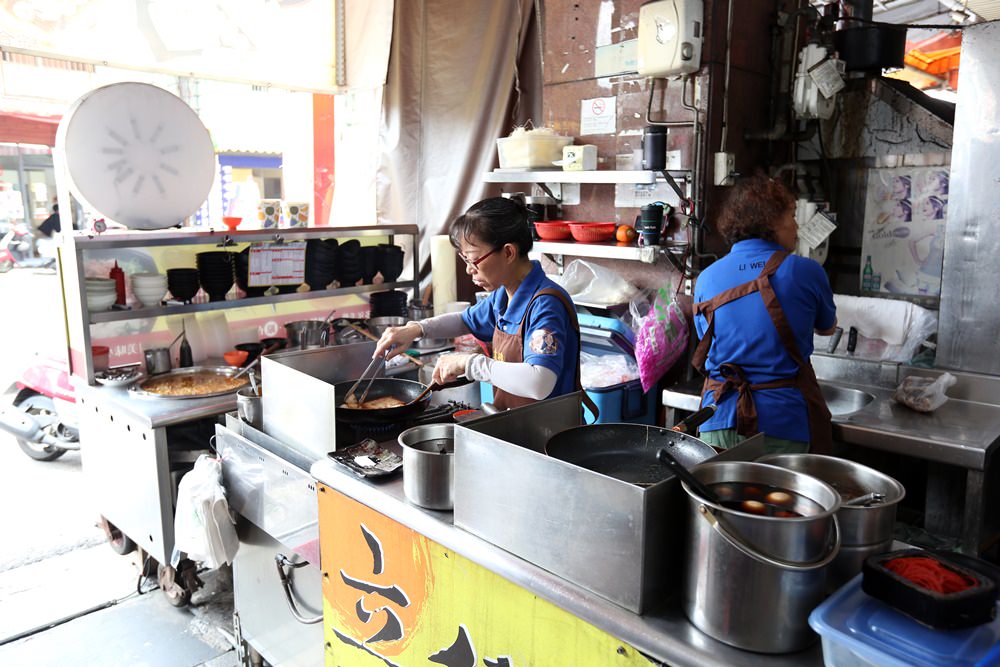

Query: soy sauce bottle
[{"left": 178, "top": 332, "right": 193, "bottom": 368}]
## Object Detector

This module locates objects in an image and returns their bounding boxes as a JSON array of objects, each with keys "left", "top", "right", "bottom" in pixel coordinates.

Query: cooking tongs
[{"left": 344, "top": 352, "right": 388, "bottom": 407}]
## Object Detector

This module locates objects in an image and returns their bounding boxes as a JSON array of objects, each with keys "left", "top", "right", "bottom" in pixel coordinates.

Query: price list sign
[{"left": 248, "top": 242, "right": 306, "bottom": 287}]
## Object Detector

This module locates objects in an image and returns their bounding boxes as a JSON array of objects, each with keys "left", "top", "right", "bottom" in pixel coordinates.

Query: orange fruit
[{"left": 616, "top": 224, "right": 637, "bottom": 243}]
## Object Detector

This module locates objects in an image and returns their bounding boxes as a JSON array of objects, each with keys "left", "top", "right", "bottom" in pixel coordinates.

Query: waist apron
[{"left": 692, "top": 251, "right": 832, "bottom": 454}]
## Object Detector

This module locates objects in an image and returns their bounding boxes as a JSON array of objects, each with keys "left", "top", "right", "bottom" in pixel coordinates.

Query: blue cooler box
[
  {"left": 809, "top": 574, "right": 1000, "bottom": 667},
  {"left": 479, "top": 313, "right": 656, "bottom": 425}
]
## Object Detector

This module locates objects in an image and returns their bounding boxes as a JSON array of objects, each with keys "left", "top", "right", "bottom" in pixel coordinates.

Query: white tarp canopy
[{"left": 0, "top": 0, "right": 392, "bottom": 93}]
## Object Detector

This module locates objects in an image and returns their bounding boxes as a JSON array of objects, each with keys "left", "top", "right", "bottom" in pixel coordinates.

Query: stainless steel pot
[
  {"left": 409, "top": 301, "right": 445, "bottom": 349},
  {"left": 236, "top": 387, "right": 262, "bottom": 428},
  {"left": 757, "top": 453, "right": 905, "bottom": 589},
  {"left": 399, "top": 424, "right": 454, "bottom": 510},
  {"left": 144, "top": 348, "right": 171, "bottom": 375},
  {"left": 284, "top": 320, "right": 330, "bottom": 349},
  {"left": 367, "top": 316, "right": 405, "bottom": 338},
  {"left": 756, "top": 454, "right": 905, "bottom": 546},
  {"left": 682, "top": 461, "right": 841, "bottom": 654}
]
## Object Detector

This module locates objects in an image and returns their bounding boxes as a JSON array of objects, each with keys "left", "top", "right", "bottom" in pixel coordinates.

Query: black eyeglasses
[{"left": 458, "top": 247, "right": 498, "bottom": 268}]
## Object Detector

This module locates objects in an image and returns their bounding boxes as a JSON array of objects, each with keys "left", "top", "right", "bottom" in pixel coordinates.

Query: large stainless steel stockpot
[{"left": 681, "top": 461, "right": 841, "bottom": 654}]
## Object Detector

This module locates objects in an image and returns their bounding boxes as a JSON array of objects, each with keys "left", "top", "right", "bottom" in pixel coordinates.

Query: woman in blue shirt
[
  {"left": 375, "top": 197, "right": 590, "bottom": 411},
  {"left": 693, "top": 174, "right": 837, "bottom": 454}
]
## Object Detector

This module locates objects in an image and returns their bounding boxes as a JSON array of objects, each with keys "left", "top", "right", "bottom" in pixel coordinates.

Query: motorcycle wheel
[{"left": 14, "top": 393, "right": 73, "bottom": 462}]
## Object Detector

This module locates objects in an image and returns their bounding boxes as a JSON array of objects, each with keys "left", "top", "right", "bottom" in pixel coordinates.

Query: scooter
[
  {"left": 0, "top": 222, "right": 55, "bottom": 272},
  {"left": 0, "top": 354, "right": 80, "bottom": 461}
]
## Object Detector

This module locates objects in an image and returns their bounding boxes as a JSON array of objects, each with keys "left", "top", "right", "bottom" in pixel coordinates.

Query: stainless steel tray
[{"left": 129, "top": 366, "right": 250, "bottom": 400}]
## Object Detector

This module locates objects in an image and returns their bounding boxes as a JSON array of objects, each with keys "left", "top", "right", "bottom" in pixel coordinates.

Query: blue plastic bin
[
  {"left": 809, "top": 574, "right": 1000, "bottom": 667},
  {"left": 479, "top": 313, "right": 656, "bottom": 425}
]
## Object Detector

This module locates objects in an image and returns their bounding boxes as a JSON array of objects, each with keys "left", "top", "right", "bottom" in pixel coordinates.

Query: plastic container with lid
[
  {"left": 91, "top": 345, "right": 110, "bottom": 372},
  {"left": 496, "top": 134, "right": 572, "bottom": 170},
  {"left": 809, "top": 574, "right": 1000, "bottom": 667}
]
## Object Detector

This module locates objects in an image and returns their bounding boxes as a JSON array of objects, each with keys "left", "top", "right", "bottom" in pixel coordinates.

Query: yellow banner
[{"left": 318, "top": 485, "right": 655, "bottom": 666}]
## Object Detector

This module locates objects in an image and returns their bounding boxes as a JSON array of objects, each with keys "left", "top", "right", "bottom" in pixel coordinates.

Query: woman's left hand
[{"left": 432, "top": 353, "right": 475, "bottom": 385}]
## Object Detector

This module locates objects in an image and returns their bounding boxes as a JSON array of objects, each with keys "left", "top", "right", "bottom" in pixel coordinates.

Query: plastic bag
[
  {"left": 580, "top": 351, "right": 639, "bottom": 389},
  {"left": 174, "top": 455, "right": 239, "bottom": 568},
  {"left": 552, "top": 259, "right": 639, "bottom": 305},
  {"left": 631, "top": 287, "right": 689, "bottom": 393},
  {"left": 892, "top": 373, "right": 956, "bottom": 413}
]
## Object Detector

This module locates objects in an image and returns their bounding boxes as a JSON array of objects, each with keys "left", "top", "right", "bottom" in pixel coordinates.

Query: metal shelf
[
  {"left": 89, "top": 280, "right": 418, "bottom": 323},
  {"left": 530, "top": 241, "right": 661, "bottom": 263},
  {"left": 483, "top": 170, "right": 659, "bottom": 184},
  {"left": 70, "top": 223, "right": 419, "bottom": 250}
]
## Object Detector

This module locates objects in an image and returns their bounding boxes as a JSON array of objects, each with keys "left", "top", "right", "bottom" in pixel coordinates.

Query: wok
[
  {"left": 544, "top": 407, "right": 717, "bottom": 487},
  {"left": 333, "top": 377, "right": 470, "bottom": 423}
]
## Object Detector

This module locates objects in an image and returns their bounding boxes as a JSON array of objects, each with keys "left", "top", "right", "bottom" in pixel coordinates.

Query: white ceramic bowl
[
  {"left": 85, "top": 277, "right": 116, "bottom": 287},
  {"left": 133, "top": 287, "right": 167, "bottom": 307},
  {"left": 86, "top": 292, "right": 118, "bottom": 311},
  {"left": 132, "top": 273, "right": 167, "bottom": 285},
  {"left": 86, "top": 284, "right": 118, "bottom": 294}
]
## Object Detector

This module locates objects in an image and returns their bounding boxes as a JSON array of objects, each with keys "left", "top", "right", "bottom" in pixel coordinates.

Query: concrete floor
[{"left": 0, "top": 268, "right": 238, "bottom": 666}]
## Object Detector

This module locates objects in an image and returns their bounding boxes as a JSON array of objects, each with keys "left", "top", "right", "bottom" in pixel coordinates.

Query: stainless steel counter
[
  {"left": 309, "top": 458, "right": 822, "bottom": 667},
  {"left": 76, "top": 380, "right": 237, "bottom": 429}
]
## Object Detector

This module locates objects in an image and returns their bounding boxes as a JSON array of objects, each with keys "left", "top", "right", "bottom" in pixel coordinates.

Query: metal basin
[{"left": 820, "top": 382, "right": 875, "bottom": 416}]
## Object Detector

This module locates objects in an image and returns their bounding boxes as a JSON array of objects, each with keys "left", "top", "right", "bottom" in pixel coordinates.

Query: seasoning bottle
[
  {"left": 178, "top": 334, "right": 193, "bottom": 368},
  {"left": 109, "top": 261, "right": 126, "bottom": 306},
  {"left": 178, "top": 321, "right": 193, "bottom": 368}
]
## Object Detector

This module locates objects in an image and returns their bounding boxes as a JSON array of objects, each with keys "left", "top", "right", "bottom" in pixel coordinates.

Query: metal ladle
[{"left": 843, "top": 491, "right": 886, "bottom": 507}]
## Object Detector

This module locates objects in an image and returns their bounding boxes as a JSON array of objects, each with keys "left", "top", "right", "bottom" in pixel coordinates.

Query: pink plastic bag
[{"left": 633, "top": 288, "right": 689, "bottom": 393}]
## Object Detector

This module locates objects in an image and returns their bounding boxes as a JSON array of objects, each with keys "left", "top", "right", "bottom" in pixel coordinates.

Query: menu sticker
[{"left": 248, "top": 242, "right": 306, "bottom": 287}]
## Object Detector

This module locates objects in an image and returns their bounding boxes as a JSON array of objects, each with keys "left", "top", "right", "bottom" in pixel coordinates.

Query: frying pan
[
  {"left": 333, "top": 377, "right": 470, "bottom": 423},
  {"left": 544, "top": 407, "right": 718, "bottom": 486}
]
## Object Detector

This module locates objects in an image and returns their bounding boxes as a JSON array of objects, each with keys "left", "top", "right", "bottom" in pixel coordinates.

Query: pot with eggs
[{"left": 680, "top": 461, "right": 842, "bottom": 654}]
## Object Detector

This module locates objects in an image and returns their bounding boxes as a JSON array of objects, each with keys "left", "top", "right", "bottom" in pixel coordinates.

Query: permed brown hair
[{"left": 716, "top": 172, "right": 795, "bottom": 246}]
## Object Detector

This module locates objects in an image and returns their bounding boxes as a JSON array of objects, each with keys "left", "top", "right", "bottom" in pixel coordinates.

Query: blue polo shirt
[
  {"left": 461, "top": 261, "right": 579, "bottom": 399},
  {"left": 694, "top": 240, "right": 836, "bottom": 441}
]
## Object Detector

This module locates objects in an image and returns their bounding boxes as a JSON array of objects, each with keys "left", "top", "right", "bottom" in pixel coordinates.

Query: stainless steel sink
[{"left": 820, "top": 383, "right": 876, "bottom": 416}]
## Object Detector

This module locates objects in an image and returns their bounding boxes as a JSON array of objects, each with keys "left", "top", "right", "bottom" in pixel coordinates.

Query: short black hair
[{"left": 449, "top": 197, "right": 533, "bottom": 257}]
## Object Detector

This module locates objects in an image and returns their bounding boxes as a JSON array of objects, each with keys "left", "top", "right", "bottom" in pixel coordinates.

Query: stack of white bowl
[
  {"left": 131, "top": 273, "right": 169, "bottom": 308},
  {"left": 85, "top": 278, "right": 118, "bottom": 311}
]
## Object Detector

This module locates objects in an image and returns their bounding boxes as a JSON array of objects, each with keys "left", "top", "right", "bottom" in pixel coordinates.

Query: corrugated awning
[{"left": 0, "top": 111, "right": 61, "bottom": 146}]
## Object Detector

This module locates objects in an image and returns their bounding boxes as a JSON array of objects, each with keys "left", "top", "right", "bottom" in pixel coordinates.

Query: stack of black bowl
[
  {"left": 305, "top": 239, "right": 338, "bottom": 291},
  {"left": 166, "top": 268, "right": 200, "bottom": 303},
  {"left": 337, "top": 240, "right": 362, "bottom": 287},
  {"left": 196, "top": 251, "right": 236, "bottom": 302},
  {"left": 376, "top": 244, "right": 405, "bottom": 283},
  {"left": 235, "top": 247, "right": 267, "bottom": 298},
  {"left": 360, "top": 246, "right": 378, "bottom": 284},
  {"left": 369, "top": 289, "right": 409, "bottom": 318}
]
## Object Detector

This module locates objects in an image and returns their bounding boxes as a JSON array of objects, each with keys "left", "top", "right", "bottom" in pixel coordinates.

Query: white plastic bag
[
  {"left": 580, "top": 351, "right": 639, "bottom": 389},
  {"left": 892, "top": 373, "right": 956, "bottom": 413},
  {"left": 552, "top": 259, "right": 639, "bottom": 305},
  {"left": 174, "top": 455, "right": 239, "bottom": 568}
]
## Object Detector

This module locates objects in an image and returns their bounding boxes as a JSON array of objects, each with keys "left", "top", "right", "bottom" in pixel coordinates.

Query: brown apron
[
  {"left": 491, "top": 288, "right": 598, "bottom": 418},
  {"left": 691, "top": 250, "right": 833, "bottom": 454}
]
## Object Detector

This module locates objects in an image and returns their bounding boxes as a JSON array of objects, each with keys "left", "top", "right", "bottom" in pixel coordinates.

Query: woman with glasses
[{"left": 373, "top": 197, "right": 591, "bottom": 410}]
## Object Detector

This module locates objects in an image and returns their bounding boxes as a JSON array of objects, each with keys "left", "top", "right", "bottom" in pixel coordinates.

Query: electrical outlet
[
  {"left": 713, "top": 152, "right": 736, "bottom": 186},
  {"left": 683, "top": 278, "right": 694, "bottom": 296}
]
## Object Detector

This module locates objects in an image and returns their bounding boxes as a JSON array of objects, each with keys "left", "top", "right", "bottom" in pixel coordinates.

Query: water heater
[{"left": 637, "top": 0, "right": 703, "bottom": 77}]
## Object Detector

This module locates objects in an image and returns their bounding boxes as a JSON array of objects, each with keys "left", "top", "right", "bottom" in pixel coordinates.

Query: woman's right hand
[{"left": 373, "top": 322, "right": 423, "bottom": 359}]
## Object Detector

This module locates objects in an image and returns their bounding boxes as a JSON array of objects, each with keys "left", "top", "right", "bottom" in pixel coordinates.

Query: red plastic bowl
[
  {"left": 534, "top": 221, "right": 572, "bottom": 241},
  {"left": 568, "top": 222, "right": 617, "bottom": 243}
]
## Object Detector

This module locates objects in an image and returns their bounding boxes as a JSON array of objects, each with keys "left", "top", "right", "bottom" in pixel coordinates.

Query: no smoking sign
[{"left": 581, "top": 96, "right": 616, "bottom": 136}]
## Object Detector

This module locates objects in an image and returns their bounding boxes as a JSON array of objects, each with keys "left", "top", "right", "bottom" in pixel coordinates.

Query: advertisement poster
[{"left": 861, "top": 167, "right": 949, "bottom": 297}]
